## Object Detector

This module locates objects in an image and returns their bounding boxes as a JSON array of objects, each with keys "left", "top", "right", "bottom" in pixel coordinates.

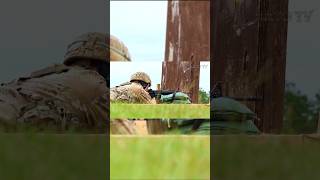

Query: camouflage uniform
[
  {"left": 110, "top": 82, "right": 154, "bottom": 104},
  {"left": 0, "top": 64, "right": 108, "bottom": 132},
  {"left": 110, "top": 72, "right": 154, "bottom": 135},
  {"left": 0, "top": 32, "right": 137, "bottom": 134},
  {"left": 0, "top": 32, "right": 110, "bottom": 132},
  {"left": 108, "top": 35, "right": 140, "bottom": 134}
]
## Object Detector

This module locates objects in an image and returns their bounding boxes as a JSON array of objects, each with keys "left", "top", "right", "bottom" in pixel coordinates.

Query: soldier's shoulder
[
  {"left": 110, "top": 82, "right": 152, "bottom": 103},
  {"left": 129, "top": 83, "right": 145, "bottom": 94},
  {"left": 128, "top": 84, "right": 152, "bottom": 103},
  {"left": 29, "top": 64, "right": 70, "bottom": 78},
  {"left": 119, "top": 82, "right": 132, "bottom": 87},
  {"left": 110, "top": 82, "right": 136, "bottom": 92},
  {"left": 1, "top": 64, "right": 69, "bottom": 86},
  {"left": 110, "top": 84, "right": 129, "bottom": 101}
]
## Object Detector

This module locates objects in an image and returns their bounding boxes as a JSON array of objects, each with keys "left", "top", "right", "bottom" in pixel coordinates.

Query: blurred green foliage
[
  {"left": 213, "top": 135, "right": 320, "bottom": 180},
  {"left": 0, "top": 134, "right": 106, "bottom": 180},
  {"left": 198, "top": 88, "right": 210, "bottom": 104},
  {"left": 283, "top": 82, "right": 319, "bottom": 133}
]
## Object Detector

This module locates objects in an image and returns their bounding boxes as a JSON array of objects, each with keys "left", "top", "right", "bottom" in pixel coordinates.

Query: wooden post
[
  {"left": 162, "top": 1, "right": 210, "bottom": 103},
  {"left": 146, "top": 83, "right": 167, "bottom": 134},
  {"left": 211, "top": 0, "right": 288, "bottom": 133}
]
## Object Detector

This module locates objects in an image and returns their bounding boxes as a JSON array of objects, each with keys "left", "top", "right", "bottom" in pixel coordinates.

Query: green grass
[
  {"left": 0, "top": 133, "right": 210, "bottom": 180},
  {"left": 0, "top": 133, "right": 107, "bottom": 180},
  {"left": 110, "top": 104, "right": 210, "bottom": 119},
  {"left": 110, "top": 135, "right": 210, "bottom": 179},
  {"left": 4, "top": 133, "right": 320, "bottom": 180},
  {"left": 213, "top": 135, "right": 320, "bottom": 180}
]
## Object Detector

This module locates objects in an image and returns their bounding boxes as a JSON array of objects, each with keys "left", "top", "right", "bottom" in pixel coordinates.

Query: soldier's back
[
  {"left": 0, "top": 64, "right": 108, "bottom": 132},
  {"left": 110, "top": 82, "right": 155, "bottom": 134},
  {"left": 110, "top": 82, "right": 153, "bottom": 104}
]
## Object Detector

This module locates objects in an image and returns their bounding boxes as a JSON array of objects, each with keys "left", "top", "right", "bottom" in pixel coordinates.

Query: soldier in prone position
[
  {"left": 110, "top": 72, "right": 155, "bottom": 104},
  {"left": 110, "top": 72, "right": 156, "bottom": 134},
  {"left": 0, "top": 32, "right": 135, "bottom": 134}
]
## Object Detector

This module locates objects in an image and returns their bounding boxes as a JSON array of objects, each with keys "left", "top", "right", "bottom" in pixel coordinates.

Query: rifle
[{"left": 148, "top": 89, "right": 176, "bottom": 99}]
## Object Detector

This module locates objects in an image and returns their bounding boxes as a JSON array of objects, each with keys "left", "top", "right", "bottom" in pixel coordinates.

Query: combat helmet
[
  {"left": 110, "top": 35, "right": 131, "bottom": 61},
  {"left": 64, "top": 32, "right": 131, "bottom": 65},
  {"left": 130, "top": 72, "right": 151, "bottom": 86}
]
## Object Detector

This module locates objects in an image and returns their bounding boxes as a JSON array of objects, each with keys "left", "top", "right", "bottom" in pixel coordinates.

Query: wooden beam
[
  {"left": 163, "top": 1, "right": 210, "bottom": 103},
  {"left": 211, "top": 0, "right": 288, "bottom": 133}
]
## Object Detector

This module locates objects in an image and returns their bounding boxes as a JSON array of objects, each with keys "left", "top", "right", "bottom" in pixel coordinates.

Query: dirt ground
[{"left": 133, "top": 120, "right": 149, "bottom": 135}]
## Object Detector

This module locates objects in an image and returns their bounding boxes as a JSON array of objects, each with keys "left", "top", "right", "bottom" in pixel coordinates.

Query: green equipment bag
[
  {"left": 168, "top": 119, "right": 210, "bottom": 135},
  {"left": 166, "top": 119, "right": 260, "bottom": 135},
  {"left": 158, "top": 92, "right": 200, "bottom": 134},
  {"left": 211, "top": 97, "right": 256, "bottom": 122},
  {"left": 211, "top": 97, "right": 260, "bottom": 134},
  {"left": 160, "top": 92, "right": 191, "bottom": 104},
  {"left": 211, "top": 120, "right": 260, "bottom": 135}
]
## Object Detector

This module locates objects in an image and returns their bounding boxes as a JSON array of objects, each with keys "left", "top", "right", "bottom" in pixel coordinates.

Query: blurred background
[
  {"left": 0, "top": 0, "right": 106, "bottom": 82},
  {"left": 284, "top": 0, "right": 320, "bottom": 133}
]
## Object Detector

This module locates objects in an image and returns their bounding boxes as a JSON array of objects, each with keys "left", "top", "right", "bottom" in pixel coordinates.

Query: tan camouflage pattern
[
  {"left": 110, "top": 82, "right": 155, "bottom": 135},
  {"left": 0, "top": 64, "right": 108, "bottom": 132},
  {"left": 110, "top": 35, "right": 131, "bottom": 61},
  {"left": 64, "top": 32, "right": 108, "bottom": 65},
  {"left": 0, "top": 32, "right": 136, "bottom": 134},
  {"left": 63, "top": 33, "right": 131, "bottom": 65},
  {"left": 130, "top": 72, "right": 151, "bottom": 84},
  {"left": 110, "top": 82, "right": 154, "bottom": 104},
  {"left": 107, "top": 34, "right": 136, "bottom": 134}
]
